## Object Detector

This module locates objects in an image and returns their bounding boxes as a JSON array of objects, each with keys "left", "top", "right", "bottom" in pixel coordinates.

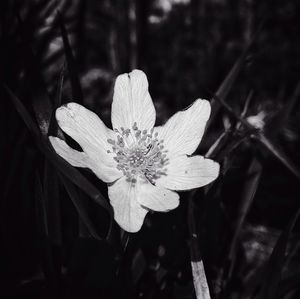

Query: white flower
[{"left": 49, "top": 70, "right": 220, "bottom": 233}]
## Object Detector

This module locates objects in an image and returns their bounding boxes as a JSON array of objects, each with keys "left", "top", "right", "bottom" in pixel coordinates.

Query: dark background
[{"left": 1, "top": 0, "right": 300, "bottom": 298}]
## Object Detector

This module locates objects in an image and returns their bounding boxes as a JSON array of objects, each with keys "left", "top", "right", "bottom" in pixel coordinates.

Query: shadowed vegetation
[{"left": 1, "top": 0, "right": 300, "bottom": 298}]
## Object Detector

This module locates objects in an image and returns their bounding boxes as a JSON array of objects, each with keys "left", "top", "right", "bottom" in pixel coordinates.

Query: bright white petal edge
[
  {"left": 50, "top": 102, "right": 121, "bottom": 183},
  {"left": 155, "top": 99, "right": 211, "bottom": 158},
  {"left": 111, "top": 69, "right": 156, "bottom": 132},
  {"left": 155, "top": 155, "right": 220, "bottom": 191}
]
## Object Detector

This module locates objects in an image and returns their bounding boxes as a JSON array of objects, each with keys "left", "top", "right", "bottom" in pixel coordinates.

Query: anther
[
  {"left": 107, "top": 139, "right": 115, "bottom": 145},
  {"left": 132, "top": 122, "right": 138, "bottom": 130}
]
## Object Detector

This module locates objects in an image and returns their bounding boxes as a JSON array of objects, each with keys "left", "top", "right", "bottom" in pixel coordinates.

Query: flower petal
[
  {"left": 49, "top": 136, "right": 89, "bottom": 167},
  {"left": 155, "top": 99, "right": 211, "bottom": 158},
  {"left": 111, "top": 69, "right": 156, "bottom": 131},
  {"left": 156, "top": 155, "right": 220, "bottom": 191},
  {"left": 55, "top": 102, "right": 121, "bottom": 182},
  {"left": 108, "top": 177, "right": 148, "bottom": 233},
  {"left": 137, "top": 181, "right": 179, "bottom": 212}
]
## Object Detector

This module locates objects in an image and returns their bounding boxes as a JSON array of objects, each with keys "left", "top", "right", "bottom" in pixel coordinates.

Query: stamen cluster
[{"left": 107, "top": 122, "right": 168, "bottom": 185}]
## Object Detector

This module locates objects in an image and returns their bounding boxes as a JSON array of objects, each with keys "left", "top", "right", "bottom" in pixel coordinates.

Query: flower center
[{"left": 107, "top": 122, "right": 168, "bottom": 185}]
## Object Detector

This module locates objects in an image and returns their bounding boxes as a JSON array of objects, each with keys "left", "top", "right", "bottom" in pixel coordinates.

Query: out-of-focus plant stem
[
  {"left": 188, "top": 198, "right": 211, "bottom": 299},
  {"left": 128, "top": 0, "right": 137, "bottom": 69}
]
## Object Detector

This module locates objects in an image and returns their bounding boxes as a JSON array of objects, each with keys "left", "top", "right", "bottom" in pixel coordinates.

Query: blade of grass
[
  {"left": 207, "top": 22, "right": 263, "bottom": 127},
  {"left": 235, "top": 90, "right": 254, "bottom": 131},
  {"left": 35, "top": 172, "right": 59, "bottom": 295},
  {"left": 209, "top": 91, "right": 254, "bottom": 130},
  {"left": 42, "top": 67, "right": 66, "bottom": 246},
  {"left": 58, "top": 12, "right": 83, "bottom": 102},
  {"left": 216, "top": 131, "right": 252, "bottom": 162},
  {"left": 16, "top": 13, "right": 53, "bottom": 136},
  {"left": 3, "top": 84, "right": 112, "bottom": 216},
  {"left": 258, "top": 207, "right": 300, "bottom": 299},
  {"left": 205, "top": 131, "right": 230, "bottom": 159},
  {"left": 227, "top": 158, "right": 262, "bottom": 280},
  {"left": 48, "top": 62, "right": 66, "bottom": 137},
  {"left": 43, "top": 159, "right": 63, "bottom": 287},
  {"left": 59, "top": 173, "right": 102, "bottom": 240},
  {"left": 210, "top": 91, "right": 300, "bottom": 180},
  {"left": 54, "top": 61, "right": 66, "bottom": 108}
]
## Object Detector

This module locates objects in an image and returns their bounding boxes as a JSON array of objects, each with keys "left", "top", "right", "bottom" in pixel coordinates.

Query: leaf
[
  {"left": 48, "top": 62, "right": 66, "bottom": 137},
  {"left": 58, "top": 12, "right": 83, "bottom": 102},
  {"left": 59, "top": 173, "right": 102, "bottom": 240},
  {"left": 207, "top": 25, "right": 262, "bottom": 127},
  {"left": 54, "top": 62, "right": 66, "bottom": 108},
  {"left": 258, "top": 207, "right": 300, "bottom": 299},
  {"left": 3, "top": 84, "right": 112, "bottom": 217},
  {"left": 15, "top": 13, "right": 53, "bottom": 136}
]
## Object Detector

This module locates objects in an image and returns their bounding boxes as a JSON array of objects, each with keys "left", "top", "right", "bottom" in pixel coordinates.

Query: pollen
[{"left": 107, "top": 122, "right": 168, "bottom": 185}]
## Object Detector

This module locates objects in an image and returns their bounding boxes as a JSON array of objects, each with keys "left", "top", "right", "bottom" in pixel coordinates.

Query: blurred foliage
[{"left": 1, "top": 0, "right": 300, "bottom": 298}]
